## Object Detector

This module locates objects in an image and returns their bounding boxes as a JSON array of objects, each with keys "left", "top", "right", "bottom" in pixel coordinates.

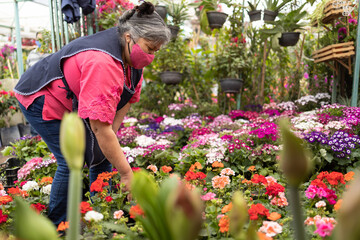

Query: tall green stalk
[
  {"left": 66, "top": 169, "right": 82, "bottom": 240},
  {"left": 288, "top": 185, "right": 306, "bottom": 240}
]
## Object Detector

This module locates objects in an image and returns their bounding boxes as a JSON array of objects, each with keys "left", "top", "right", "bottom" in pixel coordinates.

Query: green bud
[
  {"left": 14, "top": 197, "right": 58, "bottom": 240},
  {"left": 229, "top": 192, "right": 248, "bottom": 239},
  {"left": 60, "top": 112, "right": 85, "bottom": 170},
  {"left": 279, "top": 118, "right": 312, "bottom": 187}
]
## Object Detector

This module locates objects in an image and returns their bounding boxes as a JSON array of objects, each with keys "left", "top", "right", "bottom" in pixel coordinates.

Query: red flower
[
  {"left": 7, "top": 187, "right": 28, "bottom": 197},
  {"left": 0, "top": 210, "right": 8, "bottom": 223},
  {"left": 251, "top": 174, "right": 267, "bottom": 185},
  {"left": 310, "top": 179, "right": 327, "bottom": 189},
  {"left": 0, "top": 195, "right": 13, "bottom": 205},
  {"left": 326, "top": 172, "right": 345, "bottom": 186},
  {"left": 90, "top": 179, "right": 109, "bottom": 192},
  {"left": 131, "top": 167, "right": 141, "bottom": 172},
  {"left": 248, "top": 203, "right": 270, "bottom": 220},
  {"left": 80, "top": 202, "right": 92, "bottom": 214},
  {"left": 196, "top": 172, "right": 206, "bottom": 179},
  {"left": 265, "top": 182, "right": 285, "bottom": 197},
  {"left": 105, "top": 196, "right": 113, "bottom": 202},
  {"left": 161, "top": 166, "right": 172, "bottom": 173},
  {"left": 185, "top": 171, "right": 197, "bottom": 181},
  {"left": 30, "top": 203, "right": 46, "bottom": 214},
  {"left": 129, "top": 204, "right": 145, "bottom": 219}
]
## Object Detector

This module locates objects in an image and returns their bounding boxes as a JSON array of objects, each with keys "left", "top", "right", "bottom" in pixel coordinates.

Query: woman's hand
[{"left": 120, "top": 170, "right": 133, "bottom": 201}]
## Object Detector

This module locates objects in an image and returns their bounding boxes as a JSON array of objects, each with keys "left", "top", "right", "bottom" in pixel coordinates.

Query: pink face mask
[{"left": 129, "top": 43, "right": 155, "bottom": 69}]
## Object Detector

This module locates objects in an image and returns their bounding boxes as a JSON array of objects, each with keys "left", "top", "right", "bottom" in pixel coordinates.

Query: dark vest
[{"left": 14, "top": 27, "right": 143, "bottom": 167}]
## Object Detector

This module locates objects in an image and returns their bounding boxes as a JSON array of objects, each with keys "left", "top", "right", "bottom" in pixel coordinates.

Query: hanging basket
[
  {"left": 248, "top": 10, "right": 261, "bottom": 22},
  {"left": 219, "top": 78, "right": 243, "bottom": 93},
  {"left": 155, "top": 5, "right": 167, "bottom": 20},
  {"left": 263, "top": 10, "right": 278, "bottom": 21},
  {"left": 279, "top": 32, "right": 300, "bottom": 47},
  {"left": 206, "top": 11, "right": 228, "bottom": 29},
  {"left": 160, "top": 71, "right": 183, "bottom": 85},
  {"left": 168, "top": 25, "right": 180, "bottom": 39}
]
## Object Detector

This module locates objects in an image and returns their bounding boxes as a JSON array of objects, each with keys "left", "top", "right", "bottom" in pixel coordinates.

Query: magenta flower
[
  {"left": 314, "top": 222, "right": 334, "bottom": 237},
  {"left": 304, "top": 72, "right": 309, "bottom": 79},
  {"left": 201, "top": 192, "right": 216, "bottom": 201}
]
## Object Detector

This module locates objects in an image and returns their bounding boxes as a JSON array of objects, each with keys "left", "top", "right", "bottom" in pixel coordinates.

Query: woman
[{"left": 14, "top": 2, "right": 170, "bottom": 226}]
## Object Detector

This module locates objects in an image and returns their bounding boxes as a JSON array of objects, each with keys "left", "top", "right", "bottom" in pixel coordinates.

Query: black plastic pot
[
  {"left": 263, "top": 10, "right": 278, "bottom": 21},
  {"left": 206, "top": 11, "right": 228, "bottom": 29},
  {"left": 168, "top": 25, "right": 180, "bottom": 39},
  {"left": 0, "top": 126, "right": 20, "bottom": 146},
  {"left": 160, "top": 71, "right": 183, "bottom": 85},
  {"left": 219, "top": 78, "right": 243, "bottom": 93},
  {"left": 248, "top": 10, "right": 261, "bottom": 22},
  {"left": 18, "top": 123, "right": 31, "bottom": 137},
  {"left": 279, "top": 32, "right": 300, "bottom": 47},
  {"left": 155, "top": 5, "right": 167, "bottom": 20},
  {"left": 0, "top": 158, "right": 22, "bottom": 188}
]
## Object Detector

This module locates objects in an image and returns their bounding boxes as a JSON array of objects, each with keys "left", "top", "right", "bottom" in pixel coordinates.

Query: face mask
[
  {"left": 35, "top": 40, "right": 41, "bottom": 48},
  {"left": 128, "top": 41, "right": 155, "bottom": 69}
]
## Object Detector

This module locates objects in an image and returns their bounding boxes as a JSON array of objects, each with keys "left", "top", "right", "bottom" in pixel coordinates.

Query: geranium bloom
[
  {"left": 221, "top": 202, "right": 233, "bottom": 213},
  {"left": 7, "top": 187, "right": 28, "bottom": 197},
  {"left": 212, "top": 161, "right": 224, "bottom": 168},
  {"left": 201, "top": 192, "right": 216, "bottom": 201},
  {"left": 267, "top": 212, "right": 281, "bottom": 221},
  {"left": 220, "top": 168, "right": 235, "bottom": 176},
  {"left": 129, "top": 204, "right": 145, "bottom": 219},
  {"left": 22, "top": 181, "right": 39, "bottom": 191},
  {"left": 251, "top": 174, "right": 268, "bottom": 185},
  {"left": 315, "top": 201, "right": 326, "bottom": 208},
  {"left": 161, "top": 166, "right": 172, "bottom": 173},
  {"left": 114, "top": 210, "right": 124, "bottom": 219},
  {"left": 31, "top": 203, "right": 46, "bottom": 213},
  {"left": 265, "top": 182, "right": 285, "bottom": 197},
  {"left": 248, "top": 166, "right": 256, "bottom": 171},
  {"left": 105, "top": 196, "right": 113, "bottom": 202},
  {"left": 212, "top": 175, "right": 230, "bottom": 189},
  {"left": 40, "top": 176, "right": 53, "bottom": 185},
  {"left": 146, "top": 164, "right": 158, "bottom": 173},
  {"left": 218, "top": 215, "right": 230, "bottom": 233},
  {"left": 97, "top": 171, "right": 117, "bottom": 181},
  {"left": 248, "top": 203, "right": 270, "bottom": 220},
  {"left": 0, "top": 210, "right": 8, "bottom": 224},
  {"left": 84, "top": 210, "right": 104, "bottom": 222},
  {"left": 259, "top": 221, "right": 282, "bottom": 237},
  {"left": 314, "top": 221, "right": 334, "bottom": 237},
  {"left": 80, "top": 202, "right": 93, "bottom": 214},
  {"left": 344, "top": 171, "right": 354, "bottom": 181},
  {"left": 90, "top": 179, "right": 109, "bottom": 192},
  {"left": 41, "top": 184, "right": 52, "bottom": 195},
  {"left": 185, "top": 171, "right": 206, "bottom": 181},
  {"left": 270, "top": 192, "right": 288, "bottom": 207},
  {"left": 57, "top": 221, "right": 69, "bottom": 231},
  {"left": 317, "top": 171, "right": 345, "bottom": 186},
  {"left": 334, "top": 199, "right": 342, "bottom": 211},
  {"left": 0, "top": 195, "right": 13, "bottom": 205}
]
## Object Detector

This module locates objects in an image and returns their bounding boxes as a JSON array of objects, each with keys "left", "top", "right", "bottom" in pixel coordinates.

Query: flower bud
[
  {"left": 60, "top": 112, "right": 85, "bottom": 170},
  {"left": 229, "top": 191, "right": 248, "bottom": 238},
  {"left": 279, "top": 119, "right": 312, "bottom": 187}
]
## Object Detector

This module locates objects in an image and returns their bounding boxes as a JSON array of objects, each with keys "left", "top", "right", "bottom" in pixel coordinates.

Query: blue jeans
[{"left": 18, "top": 96, "right": 112, "bottom": 226}]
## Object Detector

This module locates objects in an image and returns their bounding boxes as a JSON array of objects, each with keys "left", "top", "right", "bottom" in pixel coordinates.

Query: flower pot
[
  {"left": 0, "top": 158, "right": 22, "bottom": 189},
  {"left": 168, "top": 25, "right": 180, "bottom": 39},
  {"left": 0, "top": 125, "right": 20, "bottom": 146},
  {"left": 263, "top": 10, "right": 278, "bottom": 21},
  {"left": 160, "top": 71, "right": 183, "bottom": 85},
  {"left": 219, "top": 78, "right": 243, "bottom": 93},
  {"left": 248, "top": 10, "right": 261, "bottom": 22},
  {"left": 279, "top": 32, "right": 300, "bottom": 47},
  {"left": 17, "top": 123, "right": 31, "bottom": 137},
  {"left": 155, "top": 5, "right": 167, "bottom": 20},
  {"left": 206, "top": 11, "right": 228, "bottom": 29}
]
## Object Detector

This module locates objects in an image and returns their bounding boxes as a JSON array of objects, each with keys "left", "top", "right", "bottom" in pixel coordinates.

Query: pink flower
[
  {"left": 201, "top": 192, "right": 216, "bottom": 201},
  {"left": 113, "top": 210, "right": 124, "bottom": 219},
  {"left": 314, "top": 221, "right": 334, "bottom": 237},
  {"left": 304, "top": 72, "right": 309, "bottom": 79}
]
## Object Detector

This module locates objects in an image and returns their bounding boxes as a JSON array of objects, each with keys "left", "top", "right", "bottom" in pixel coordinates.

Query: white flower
[
  {"left": 259, "top": 221, "right": 283, "bottom": 237},
  {"left": 135, "top": 135, "right": 156, "bottom": 147},
  {"left": 0, "top": 190, "right": 7, "bottom": 197},
  {"left": 84, "top": 210, "right": 104, "bottom": 222},
  {"left": 41, "top": 184, "right": 52, "bottom": 195},
  {"left": 113, "top": 210, "right": 124, "bottom": 219},
  {"left": 162, "top": 117, "right": 183, "bottom": 127},
  {"left": 220, "top": 168, "right": 235, "bottom": 176},
  {"left": 315, "top": 200, "right": 326, "bottom": 208},
  {"left": 123, "top": 117, "right": 138, "bottom": 126},
  {"left": 22, "top": 181, "right": 39, "bottom": 191}
]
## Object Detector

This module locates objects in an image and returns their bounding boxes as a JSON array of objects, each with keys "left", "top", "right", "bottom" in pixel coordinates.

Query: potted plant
[
  {"left": 0, "top": 90, "right": 21, "bottom": 146},
  {"left": 247, "top": 0, "right": 261, "bottom": 22},
  {"left": 164, "top": 0, "right": 189, "bottom": 39},
  {"left": 96, "top": 0, "right": 134, "bottom": 30},
  {"left": 190, "top": 0, "right": 230, "bottom": 34},
  {"left": 150, "top": 0, "right": 168, "bottom": 20},
  {"left": 263, "top": 0, "right": 291, "bottom": 21},
  {"left": 261, "top": 4, "right": 307, "bottom": 47},
  {"left": 152, "top": 37, "right": 187, "bottom": 84}
]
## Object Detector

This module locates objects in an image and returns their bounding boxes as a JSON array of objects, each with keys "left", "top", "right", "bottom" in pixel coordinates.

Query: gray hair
[{"left": 118, "top": 2, "right": 171, "bottom": 46}]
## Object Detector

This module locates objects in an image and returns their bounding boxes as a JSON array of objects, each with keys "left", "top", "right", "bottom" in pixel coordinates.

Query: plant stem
[
  {"left": 288, "top": 185, "right": 307, "bottom": 240},
  {"left": 66, "top": 169, "right": 82, "bottom": 240}
]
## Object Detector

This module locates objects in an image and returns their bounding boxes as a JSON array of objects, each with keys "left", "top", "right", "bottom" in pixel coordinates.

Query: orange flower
[
  {"left": 248, "top": 166, "right": 256, "bottom": 172},
  {"left": 218, "top": 215, "right": 230, "bottom": 233},
  {"left": 242, "top": 179, "right": 251, "bottom": 184},
  {"left": 212, "top": 161, "right": 224, "bottom": 168},
  {"left": 7, "top": 187, "right": 28, "bottom": 197},
  {"left": 221, "top": 202, "right": 233, "bottom": 214},
  {"left": 334, "top": 199, "right": 342, "bottom": 211},
  {"left": 97, "top": 171, "right": 118, "bottom": 181},
  {"left": 57, "top": 221, "right": 69, "bottom": 232},
  {"left": 0, "top": 195, "right": 13, "bottom": 205},
  {"left": 0, "top": 183, "right": 4, "bottom": 190},
  {"left": 146, "top": 165, "right": 158, "bottom": 173},
  {"left": 257, "top": 232, "right": 273, "bottom": 240},
  {"left": 344, "top": 171, "right": 355, "bottom": 182},
  {"left": 161, "top": 166, "right": 172, "bottom": 173},
  {"left": 267, "top": 212, "right": 281, "bottom": 221},
  {"left": 212, "top": 175, "right": 230, "bottom": 189},
  {"left": 129, "top": 204, "right": 145, "bottom": 219},
  {"left": 80, "top": 202, "right": 93, "bottom": 214},
  {"left": 40, "top": 177, "right": 53, "bottom": 185},
  {"left": 90, "top": 179, "right": 109, "bottom": 192},
  {"left": 190, "top": 162, "right": 203, "bottom": 172}
]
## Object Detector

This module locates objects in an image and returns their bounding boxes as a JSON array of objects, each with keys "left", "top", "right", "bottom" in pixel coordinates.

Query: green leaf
[{"left": 324, "top": 153, "right": 334, "bottom": 163}]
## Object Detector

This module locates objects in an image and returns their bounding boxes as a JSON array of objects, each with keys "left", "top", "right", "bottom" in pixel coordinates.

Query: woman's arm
[{"left": 112, "top": 102, "right": 131, "bottom": 133}]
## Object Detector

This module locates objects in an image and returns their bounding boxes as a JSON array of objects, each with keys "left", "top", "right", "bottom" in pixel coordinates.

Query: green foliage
[
  {"left": 247, "top": 0, "right": 260, "bottom": 11},
  {"left": 263, "top": 0, "right": 291, "bottom": 12},
  {"left": 38, "top": 30, "right": 53, "bottom": 54},
  {"left": 164, "top": 0, "right": 189, "bottom": 26}
]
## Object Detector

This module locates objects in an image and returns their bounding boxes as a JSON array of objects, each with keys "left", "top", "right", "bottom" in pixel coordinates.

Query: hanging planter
[
  {"left": 160, "top": 71, "right": 183, "bottom": 85},
  {"left": 155, "top": 5, "right": 167, "bottom": 20},
  {"left": 219, "top": 78, "right": 243, "bottom": 93},
  {"left": 263, "top": 10, "right": 278, "bottom": 21},
  {"left": 168, "top": 25, "right": 180, "bottom": 39},
  {"left": 248, "top": 10, "right": 261, "bottom": 22},
  {"left": 206, "top": 11, "right": 228, "bottom": 29},
  {"left": 0, "top": 126, "right": 21, "bottom": 146},
  {"left": 279, "top": 32, "right": 300, "bottom": 47}
]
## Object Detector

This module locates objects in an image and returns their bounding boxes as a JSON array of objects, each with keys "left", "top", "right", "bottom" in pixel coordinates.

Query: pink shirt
[{"left": 16, "top": 51, "right": 143, "bottom": 124}]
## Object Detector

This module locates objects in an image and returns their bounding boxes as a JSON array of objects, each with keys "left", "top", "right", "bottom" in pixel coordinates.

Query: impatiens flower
[
  {"left": 30, "top": 203, "right": 46, "bottom": 214},
  {"left": 248, "top": 203, "right": 270, "bottom": 220},
  {"left": 80, "top": 202, "right": 93, "bottom": 214},
  {"left": 41, "top": 185, "right": 52, "bottom": 195},
  {"left": 105, "top": 196, "right": 113, "bottom": 202},
  {"left": 221, "top": 202, "right": 233, "bottom": 213},
  {"left": 146, "top": 164, "right": 158, "bottom": 173},
  {"left": 22, "top": 181, "right": 39, "bottom": 192},
  {"left": 218, "top": 215, "right": 230, "bottom": 233},
  {"left": 315, "top": 201, "right": 326, "bottom": 208},
  {"left": 129, "top": 204, "right": 145, "bottom": 219},
  {"left": 84, "top": 210, "right": 104, "bottom": 222},
  {"left": 212, "top": 175, "right": 231, "bottom": 189},
  {"left": 201, "top": 192, "right": 216, "bottom": 201},
  {"left": 161, "top": 166, "right": 172, "bottom": 173},
  {"left": 259, "top": 221, "right": 283, "bottom": 237},
  {"left": 57, "top": 221, "right": 69, "bottom": 232},
  {"left": 220, "top": 168, "right": 235, "bottom": 176},
  {"left": 113, "top": 210, "right": 124, "bottom": 219}
]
